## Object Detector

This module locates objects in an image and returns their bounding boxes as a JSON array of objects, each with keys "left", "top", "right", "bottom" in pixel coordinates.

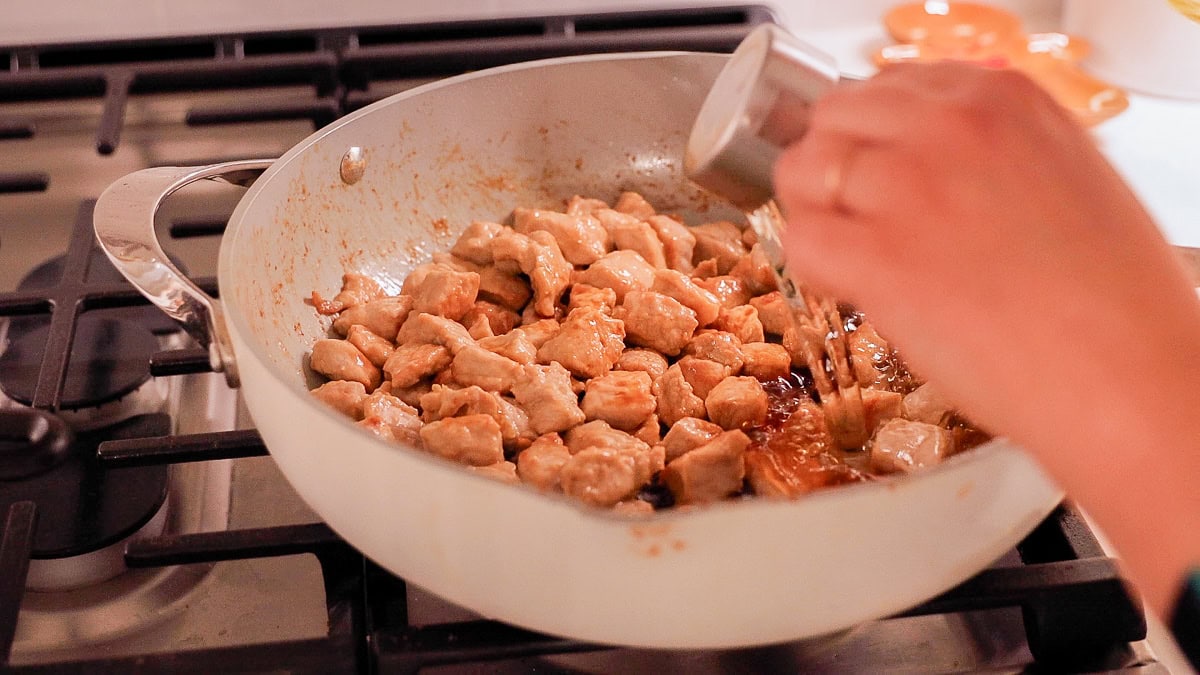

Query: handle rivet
[{"left": 339, "top": 147, "right": 366, "bottom": 185}]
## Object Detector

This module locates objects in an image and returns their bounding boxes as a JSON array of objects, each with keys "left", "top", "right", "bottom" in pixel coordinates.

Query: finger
[{"left": 773, "top": 130, "right": 916, "bottom": 220}]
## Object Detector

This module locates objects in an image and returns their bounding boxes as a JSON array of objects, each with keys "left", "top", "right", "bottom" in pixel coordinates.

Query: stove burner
[
  {"left": 0, "top": 316, "right": 161, "bottom": 419},
  {"left": 0, "top": 412, "right": 169, "bottom": 587}
]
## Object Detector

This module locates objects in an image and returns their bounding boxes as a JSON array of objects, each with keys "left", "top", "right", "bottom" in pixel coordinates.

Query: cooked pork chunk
[
  {"left": 847, "top": 321, "right": 890, "bottom": 388},
  {"left": 613, "top": 191, "right": 656, "bottom": 220},
  {"left": 614, "top": 348, "right": 669, "bottom": 382},
  {"left": 359, "top": 390, "right": 422, "bottom": 445},
  {"left": 419, "top": 385, "right": 533, "bottom": 450},
  {"left": 694, "top": 276, "right": 752, "bottom": 309},
  {"left": 511, "top": 363, "right": 586, "bottom": 435},
  {"left": 903, "top": 383, "right": 955, "bottom": 425},
  {"left": 870, "top": 418, "right": 951, "bottom": 474},
  {"left": 460, "top": 300, "right": 520, "bottom": 338},
  {"left": 617, "top": 291, "right": 698, "bottom": 357},
  {"left": 691, "top": 221, "right": 748, "bottom": 275},
  {"left": 683, "top": 330, "right": 745, "bottom": 373},
  {"left": 515, "top": 318, "right": 561, "bottom": 349},
  {"left": 311, "top": 339, "right": 382, "bottom": 391},
  {"left": 450, "top": 220, "right": 504, "bottom": 265},
  {"left": 346, "top": 325, "right": 394, "bottom": 368},
  {"left": 516, "top": 433, "right": 572, "bottom": 491},
  {"left": 647, "top": 215, "right": 696, "bottom": 273},
  {"left": 492, "top": 229, "right": 572, "bottom": 317},
  {"left": 661, "top": 430, "right": 749, "bottom": 505},
  {"left": 677, "top": 357, "right": 732, "bottom": 400},
  {"left": 634, "top": 415, "right": 661, "bottom": 446},
  {"left": 419, "top": 414, "right": 505, "bottom": 466},
  {"left": 574, "top": 250, "right": 656, "bottom": 302},
  {"left": 383, "top": 342, "right": 452, "bottom": 388},
  {"left": 581, "top": 370, "right": 656, "bottom": 431},
  {"left": 749, "top": 291, "right": 794, "bottom": 336},
  {"left": 469, "top": 461, "right": 520, "bottom": 484},
  {"left": 312, "top": 273, "right": 386, "bottom": 315},
  {"left": 402, "top": 263, "right": 480, "bottom": 321},
  {"left": 513, "top": 207, "right": 609, "bottom": 266},
  {"left": 740, "top": 343, "right": 793, "bottom": 381},
  {"left": 705, "top": 376, "right": 768, "bottom": 430},
  {"left": 567, "top": 284, "right": 618, "bottom": 315},
  {"left": 311, "top": 380, "right": 367, "bottom": 420},
  {"left": 566, "top": 195, "right": 609, "bottom": 215},
  {"left": 560, "top": 422, "right": 658, "bottom": 507},
  {"left": 728, "top": 244, "right": 778, "bottom": 296},
  {"left": 654, "top": 363, "right": 707, "bottom": 426},
  {"left": 601, "top": 211, "right": 668, "bottom": 269},
  {"left": 651, "top": 269, "right": 722, "bottom": 327},
  {"left": 395, "top": 313, "right": 474, "bottom": 354},
  {"left": 450, "top": 345, "right": 523, "bottom": 393},
  {"left": 536, "top": 308, "right": 625, "bottom": 380},
  {"left": 661, "top": 416, "right": 723, "bottom": 462},
  {"left": 466, "top": 315, "right": 493, "bottom": 340},
  {"left": 332, "top": 295, "right": 413, "bottom": 339},
  {"left": 476, "top": 331, "right": 538, "bottom": 365},
  {"left": 713, "top": 305, "right": 765, "bottom": 344}
]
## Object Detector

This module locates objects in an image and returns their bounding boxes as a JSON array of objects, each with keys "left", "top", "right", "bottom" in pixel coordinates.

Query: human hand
[{"left": 772, "top": 61, "right": 1200, "bottom": 613}]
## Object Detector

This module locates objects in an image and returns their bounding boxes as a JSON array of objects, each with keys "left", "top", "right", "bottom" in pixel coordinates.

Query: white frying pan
[{"left": 93, "top": 52, "right": 1062, "bottom": 649}]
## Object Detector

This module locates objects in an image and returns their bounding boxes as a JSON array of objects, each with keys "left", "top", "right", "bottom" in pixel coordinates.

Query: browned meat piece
[
  {"left": 743, "top": 400, "right": 864, "bottom": 499},
  {"left": 573, "top": 250, "right": 656, "bottom": 302},
  {"left": 511, "top": 363, "right": 586, "bottom": 434},
  {"left": 513, "top": 207, "right": 610, "bottom": 266},
  {"left": 691, "top": 258, "right": 720, "bottom": 279},
  {"left": 460, "top": 300, "right": 519, "bottom": 337},
  {"left": 311, "top": 339, "right": 382, "bottom": 391},
  {"left": 346, "top": 325, "right": 393, "bottom": 368},
  {"left": 694, "top": 276, "right": 752, "bottom": 309},
  {"left": 332, "top": 296, "right": 413, "bottom": 339},
  {"left": 515, "top": 318, "right": 561, "bottom": 349},
  {"left": 728, "top": 244, "right": 779, "bottom": 296},
  {"left": 360, "top": 390, "right": 422, "bottom": 445},
  {"left": 469, "top": 461, "right": 520, "bottom": 484},
  {"left": 597, "top": 210, "right": 667, "bottom": 269},
  {"left": 383, "top": 342, "right": 452, "bottom": 388},
  {"left": 742, "top": 227, "right": 758, "bottom": 247},
  {"left": 560, "top": 421, "right": 658, "bottom": 507},
  {"left": 847, "top": 321, "right": 890, "bottom": 388},
  {"left": 616, "top": 291, "right": 698, "bottom": 357},
  {"left": 476, "top": 331, "right": 538, "bottom": 364},
  {"left": 567, "top": 284, "right": 618, "bottom": 315},
  {"left": 677, "top": 356, "right": 732, "bottom": 400},
  {"left": 311, "top": 380, "right": 367, "bottom": 420},
  {"left": 581, "top": 370, "right": 656, "bottom": 431},
  {"left": 713, "top": 305, "right": 765, "bottom": 344},
  {"left": 705, "top": 376, "right": 768, "bottom": 430},
  {"left": 862, "top": 387, "right": 904, "bottom": 433},
  {"left": 402, "top": 263, "right": 480, "bottom": 322},
  {"left": 690, "top": 221, "right": 748, "bottom": 274},
  {"left": 903, "top": 383, "right": 955, "bottom": 425},
  {"left": 395, "top": 313, "right": 474, "bottom": 354},
  {"left": 419, "top": 414, "right": 504, "bottom": 467},
  {"left": 312, "top": 273, "right": 385, "bottom": 315},
  {"left": 478, "top": 266, "right": 534, "bottom": 311},
  {"left": 450, "top": 221, "right": 504, "bottom": 265},
  {"left": 536, "top": 308, "right": 625, "bottom": 380},
  {"left": 450, "top": 345, "right": 523, "bottom": 393},
  {"left": 651, "top": 269, "right": 722, "bottom": 327},
  {"left": 661, "top": 430, "right": 749, "bottom": 505},
  {"left": 653, "top": 363, "right": 707, "bottom": 426},
  {"left": 492, "top": 229, "right": 572, "bottom": 317},
  {"left": 740, "top": 343, "right": 792, "bottom": 381},
  {"left": 613, "top": 191, "right": 656, "bottom": 220},
  {"left": 647, "top": 215, "right": 696, "bottom": 273},
  {"left": 661, "top": 416, "right": 723, "bottom": 462},
  {"left": 389, "top": 380, "right": 434, "bottom": 409},
  {"left": 683, "top": 330, "right": 745, "bottom": 373},
  {"left": 566, "top": 195, "right": 609, "bottom": 215},
  {"left": 870, "top": 418, "right": 952, "bottom": 474},
  {"left": 520, "top": 301, "right": 563, "bottom": 326},
  {"left": 466, "top": 315, "right": 493, "bottom": 340},
  {"left": 634, "top": 415, "right": 662, "bottom": 446},
  {"left": 614, "top": 348, "right": 669, "bottom": 382},
  {"left": 517, "top": 433, "right": 571, "bottom": 491},
  {"left": 750, "top": 291, "right": 794, "bottom": 336},
  {"left": 419, "top": 385, "right": 533, "bottom": 450}
]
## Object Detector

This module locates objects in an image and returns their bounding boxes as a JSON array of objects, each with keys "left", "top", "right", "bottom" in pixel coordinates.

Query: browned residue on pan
[{"left": 628, "top": 523, "right": 687, "bottom": 558}]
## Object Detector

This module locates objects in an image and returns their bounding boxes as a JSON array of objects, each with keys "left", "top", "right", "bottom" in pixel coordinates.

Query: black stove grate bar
[
  {"left": 372, "top": 620, "right": 607, "bottom": 675},
  {"left": 97, "top": 429, "right": 267, "bottom": 467},
  {"left": 0, "top": 173, "right": 48, "bottom": 194},
  {"left": 185, "top": 98, "right": 341, "bottom": 129},
  {"left": 0, "top": 502, "right": 36, "bottom": 666},
  {"left": 123, "top": 522, "right": 341, "bottom": 567}
]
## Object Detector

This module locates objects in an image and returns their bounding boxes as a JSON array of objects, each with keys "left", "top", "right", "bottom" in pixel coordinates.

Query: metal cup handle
[{"left": 93, "top": 159, "right": 274, "bottom": 389}]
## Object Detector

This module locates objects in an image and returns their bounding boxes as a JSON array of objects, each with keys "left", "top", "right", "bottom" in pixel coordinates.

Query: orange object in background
[{"left": 876, "top": 2, "right": 1129, "bottom": 126}]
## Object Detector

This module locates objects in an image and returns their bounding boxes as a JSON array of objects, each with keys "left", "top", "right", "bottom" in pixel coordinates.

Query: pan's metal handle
[{"left": 93, "top": 159, "right": 274, "bottom": 389}]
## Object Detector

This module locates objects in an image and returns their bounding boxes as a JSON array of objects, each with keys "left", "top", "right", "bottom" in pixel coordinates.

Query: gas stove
[{"left": 0, "top": 6, "right": 1177, "bottom": 672}]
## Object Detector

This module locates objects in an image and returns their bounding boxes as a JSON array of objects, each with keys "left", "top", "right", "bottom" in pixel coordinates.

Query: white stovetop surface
[{"left": 3, "top": 0, "right": 1197, "bottom": 248}]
